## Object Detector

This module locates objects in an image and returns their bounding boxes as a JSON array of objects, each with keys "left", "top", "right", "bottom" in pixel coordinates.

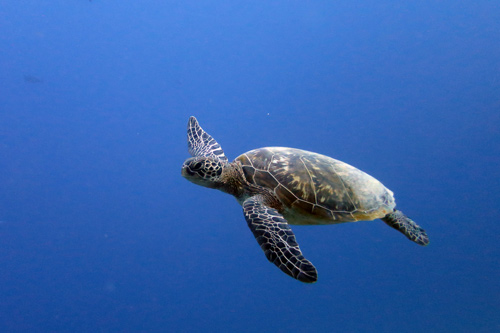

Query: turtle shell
[{"left": 235, "top": 147, "right": 395, "bottom": 225}]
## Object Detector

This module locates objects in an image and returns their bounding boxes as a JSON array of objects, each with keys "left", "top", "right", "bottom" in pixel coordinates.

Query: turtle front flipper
[
  {"left": 242, "top": 195, "right": 317, "bottom": 283},
  {"left": 382, "top": 210, "right": 430, "bottom": 246},
  {"left": 187, "top": 116, "right": 228, "bottom": 163}
]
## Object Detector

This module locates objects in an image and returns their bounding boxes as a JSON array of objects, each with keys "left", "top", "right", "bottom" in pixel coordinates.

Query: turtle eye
[{"left": 191, "top": 161, "right": 203, "bottom": 171}]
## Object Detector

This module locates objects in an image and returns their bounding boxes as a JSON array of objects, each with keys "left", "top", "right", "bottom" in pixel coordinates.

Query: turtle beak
[{"left": 181, "top": 163, "right": 192, "bottom": 178}]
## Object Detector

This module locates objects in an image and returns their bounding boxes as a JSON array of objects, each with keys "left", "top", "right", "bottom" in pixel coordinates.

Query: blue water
[{"left": 1, "top": 1, "right": 499, "bottom": 332}]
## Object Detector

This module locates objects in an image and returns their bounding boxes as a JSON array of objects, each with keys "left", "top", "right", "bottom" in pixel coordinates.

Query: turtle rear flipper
[
  {"left": 382, "top": 210, "right": 429, "bottom": 246},
  {"left": 242, "top": 195, "right": 318, "bottom": 283}
]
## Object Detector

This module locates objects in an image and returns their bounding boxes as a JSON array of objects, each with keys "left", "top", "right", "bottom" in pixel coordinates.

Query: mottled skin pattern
[
  {"left": 187, "top": 116, "right": 227, "bottom": 163},
  {"left": 183, "top": 117, "right": 227, "bottom": 188},
  {"left": 243, "top": 195, "right": 317, "bottom": 283},
  {"left": 181, "top": 116, "right": 430, "bottom": 283},
  {"left": 381, "top": 210, "right": 429, "bottom": 246}
]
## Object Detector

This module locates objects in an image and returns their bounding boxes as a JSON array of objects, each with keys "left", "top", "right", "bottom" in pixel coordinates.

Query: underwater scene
[{"left": 0, "top": 1, "right": 499, "bottom": 332}]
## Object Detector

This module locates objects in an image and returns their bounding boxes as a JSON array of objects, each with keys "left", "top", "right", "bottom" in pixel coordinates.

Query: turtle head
[{"left": 181, "top": 156, "right": 225, "bottom": 189}]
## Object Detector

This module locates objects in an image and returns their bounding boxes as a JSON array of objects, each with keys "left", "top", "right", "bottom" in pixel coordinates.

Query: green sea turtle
[{"left": 181, "top": 116, "right": 429, "bottom": 283}]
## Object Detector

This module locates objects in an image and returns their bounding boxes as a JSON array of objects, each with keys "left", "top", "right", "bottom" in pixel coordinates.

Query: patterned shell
[{"left": 236, "top": 147, "right": 395, "bottom": 225}]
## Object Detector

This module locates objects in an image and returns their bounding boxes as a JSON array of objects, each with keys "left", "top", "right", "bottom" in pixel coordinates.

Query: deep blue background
[{"left": 1, "top": 1, "right": 499, "bottom": 332}]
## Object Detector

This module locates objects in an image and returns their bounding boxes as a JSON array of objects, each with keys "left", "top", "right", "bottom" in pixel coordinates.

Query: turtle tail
[{"left": 381, "top": 210, "right": 429, "bottom": 246}]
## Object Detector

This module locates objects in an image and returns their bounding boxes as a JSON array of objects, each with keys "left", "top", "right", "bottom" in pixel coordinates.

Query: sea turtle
[{"left": 181, "top": 116, "right": 429, "bottom": 283}]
